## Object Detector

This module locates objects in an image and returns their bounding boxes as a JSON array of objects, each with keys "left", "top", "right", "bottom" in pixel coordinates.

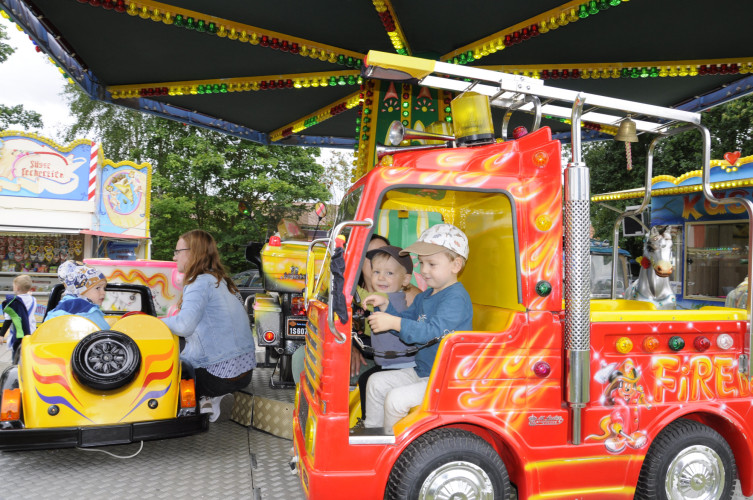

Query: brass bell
[{"left": 615, "top": 116, "right": 638, "bottom": 142}]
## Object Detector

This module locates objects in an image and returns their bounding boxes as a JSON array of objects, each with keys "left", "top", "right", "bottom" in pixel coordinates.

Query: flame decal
[
  {"left": 143, "top": 344, "right": 174, "bottom": 373},
  {"left": 32, "top": 369, "right": 82, "bottom": 405},
  {"left": 129, "top": 362, "right": 174, "bottom": 405},
  {"left": 31, "top": 351, "right": 82, "bottom": 405},
  {"left": 481, "top": 151, "right": 515, "bottom": 172},
  {"left": 120, "top": 382, "right": 172, "bottom": 422},
  {"left": 107, "top": 269, "right": 174, "bottom": 300},
  {"left": 451, "top": 318, "right": 560, "bottom": 430},
  {"left": 35, "top": 388, "right": 92, "bottom": 422}
]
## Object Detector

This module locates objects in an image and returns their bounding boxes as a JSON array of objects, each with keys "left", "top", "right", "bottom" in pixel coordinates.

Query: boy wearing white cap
[{"left": 363, "top": 224, "right": 472, "bottom": 432}]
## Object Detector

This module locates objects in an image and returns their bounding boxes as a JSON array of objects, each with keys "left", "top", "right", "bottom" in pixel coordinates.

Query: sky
[
  {"left": 0, "top": 15, "right": 74, "bottom": 141},
  {"left": 0, "top": 14, "right": 353, "bottom": 183}
]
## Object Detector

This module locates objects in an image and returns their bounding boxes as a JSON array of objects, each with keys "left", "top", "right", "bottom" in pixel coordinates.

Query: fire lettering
[
  {"left": 715, "top": 357, "right": 737, "bottom": 398},
  {"left": 653, "top": 355, "right": 750, "bottom": 403},
  {"left": 653, "top": 355, "right": 679, "bottom": 402},
  {"left": 689, "top": 356, "right": 714, "bottom": 401}
]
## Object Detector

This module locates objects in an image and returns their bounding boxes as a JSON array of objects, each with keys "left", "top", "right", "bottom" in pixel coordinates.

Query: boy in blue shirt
[{"left": 363, "top": 224, "right": 472, "bottom": 432}]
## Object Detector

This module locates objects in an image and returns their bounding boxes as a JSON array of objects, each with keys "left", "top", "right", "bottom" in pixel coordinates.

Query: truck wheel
[
  {"left": 635, "top": 418, "right": 736, "bottom": 500},
  {"left": 386, "top": 428, "right": 512, "bottom": 500},
  {"left": 71, "top": 331, "right": 141, "bottom": 391}
]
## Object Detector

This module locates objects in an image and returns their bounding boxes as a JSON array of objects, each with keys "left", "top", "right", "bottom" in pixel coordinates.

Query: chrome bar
[
  {"left": 304, "top": 238, "right": 330, "bottom": 310},
  {"left": 565, "top": 94, "right": 590, "bottom": 445},
  {"left": 696, "top": 124, "right": 753, "bottom": 377}
]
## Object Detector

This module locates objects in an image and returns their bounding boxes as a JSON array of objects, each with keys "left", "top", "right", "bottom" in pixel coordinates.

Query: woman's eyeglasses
[{"left": 173, "top": 248, "right": 190, "bottom": 256}]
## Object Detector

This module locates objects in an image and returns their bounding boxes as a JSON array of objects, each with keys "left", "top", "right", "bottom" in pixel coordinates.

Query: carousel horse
[{"left": 625, "top": 225, "right": 677, "bottom": 309}]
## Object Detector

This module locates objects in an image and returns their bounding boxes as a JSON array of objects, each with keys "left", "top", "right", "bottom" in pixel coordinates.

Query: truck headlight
[{"left": 304, "top": 414, "right": 317, "bottom": 458}]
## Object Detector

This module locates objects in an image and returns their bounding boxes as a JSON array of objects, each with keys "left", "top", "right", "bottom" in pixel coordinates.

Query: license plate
[{"left": 287, "top": 319, "right": 307, "bottom": 337}]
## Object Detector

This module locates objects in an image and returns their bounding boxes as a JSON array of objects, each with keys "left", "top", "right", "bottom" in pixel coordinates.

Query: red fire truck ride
[{"left": 292, "top": 50, "right": 753, "bottom": 500}]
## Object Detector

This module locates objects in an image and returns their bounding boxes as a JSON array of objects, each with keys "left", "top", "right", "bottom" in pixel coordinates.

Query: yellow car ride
[{"left": 0, "top": 283, "right": 208, "bottom": 450}]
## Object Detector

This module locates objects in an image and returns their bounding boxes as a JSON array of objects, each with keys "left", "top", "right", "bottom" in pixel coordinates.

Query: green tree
[
  {"left": 587, "top": 94, "right": 753, "bottom": 257},
  {"left": 0, "top": 103, "right": 43, "bottom": 130},
  {"left": 0, "top": 24, "right": 43, "bottom": 130},
  {"left": 62, "top": 85, "right": 330, "bottom": 273},
  {"left": 320, "top": 150, "right": 355, "bottom": 206},
  {"left": 0, "top": 23, "right": 13, "bottom": 63}
]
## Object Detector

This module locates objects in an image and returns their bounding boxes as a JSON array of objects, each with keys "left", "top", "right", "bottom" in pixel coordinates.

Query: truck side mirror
[{"left": 245, "top": 242, "right": 263, "bottom": 269}]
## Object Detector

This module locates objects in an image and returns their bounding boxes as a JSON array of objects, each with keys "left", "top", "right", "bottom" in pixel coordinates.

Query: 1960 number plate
[{"left": 287, "top": 319, "right": 307, "bottom": 337}]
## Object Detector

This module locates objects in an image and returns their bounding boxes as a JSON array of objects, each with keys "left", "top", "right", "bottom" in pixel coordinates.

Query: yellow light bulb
[
  {"left": 616, "top": 337, "right": 634, "bottom": 354},
  {"left": 535, "top": 215, "right": 552, "bottom": 231}
]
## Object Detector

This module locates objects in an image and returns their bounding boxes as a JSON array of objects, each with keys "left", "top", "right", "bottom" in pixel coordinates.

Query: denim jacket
[{"left": 162, "top": 274, "right": 256, "bottom": 369}]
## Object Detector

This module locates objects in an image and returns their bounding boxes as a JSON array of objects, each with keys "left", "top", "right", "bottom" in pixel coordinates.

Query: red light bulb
[
  {"left": 694, "top": 336, "right": 711, "bottom": 352},
  {"left": 533, "top": 361, "right": 551, "bottom": 378}
]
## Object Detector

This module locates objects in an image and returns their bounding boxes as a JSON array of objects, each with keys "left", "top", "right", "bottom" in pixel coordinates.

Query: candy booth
[{"left": 0, "top": 131, "right": 152, "bottom": 318}]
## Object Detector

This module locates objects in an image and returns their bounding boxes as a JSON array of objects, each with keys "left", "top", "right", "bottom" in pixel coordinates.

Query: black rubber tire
[
  {"left": 635, "top": 418, "right": 736, "bottom": 500},
  {"left": 71, "top": 330, "right": 141, "bottom": 391},
  {"left": 386, "top": 428, "right": 512, "bottom": 500}
]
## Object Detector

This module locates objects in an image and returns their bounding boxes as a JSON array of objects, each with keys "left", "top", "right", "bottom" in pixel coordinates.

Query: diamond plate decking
[{"left": 0, "top": 359, "right": 749, "bottom": 499}]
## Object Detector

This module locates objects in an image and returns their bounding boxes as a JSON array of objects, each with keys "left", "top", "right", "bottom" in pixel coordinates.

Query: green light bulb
[
  {"left": 668, "top": 336, "right": 685, "bottom": 351},
  {"left": 535, "top": 281, "right": 553, "bottom": 297}
]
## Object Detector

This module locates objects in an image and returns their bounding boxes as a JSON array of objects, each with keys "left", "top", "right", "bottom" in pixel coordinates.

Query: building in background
[{"left": 0, "top": 131, "right": 151, "bottom": 316}]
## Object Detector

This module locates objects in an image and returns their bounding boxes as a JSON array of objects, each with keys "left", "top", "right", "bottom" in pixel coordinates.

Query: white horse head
[
  {"left": 643, "top": 226, "right": 673, "bottom": 278},
  {"left": 626, "top": 226, "right": 676, "bottom": 309}
]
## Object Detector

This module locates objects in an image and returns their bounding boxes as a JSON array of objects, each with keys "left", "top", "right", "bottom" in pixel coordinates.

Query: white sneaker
[{"left": 199, "top": 396, "right": 222, "bottom": 422}]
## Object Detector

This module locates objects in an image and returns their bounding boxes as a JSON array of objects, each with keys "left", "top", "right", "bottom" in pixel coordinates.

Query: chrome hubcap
[
  {"left": 85, "top": 339, "right": 130, "bottom": 375},
  {"left": 665, "top": 444, "right": 725, "bottom": 500},
  {"left": 419, "top": 461, "right": 494, "bottom": 500}
]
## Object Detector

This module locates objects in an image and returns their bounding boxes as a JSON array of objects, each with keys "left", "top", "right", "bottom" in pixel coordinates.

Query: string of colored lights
[
  {"left": 591, "top": 155, "right": 753, "bottom": 202},
  {"left": 107, "top": 71, "right": 362, "bottom": 99},
  {"left": 481, "top": 58, "right": 753, "bottom": 80},
  {"left": 355, "top": 81, "right": 378, "bottom": 177},
  {"left": 0, "top": 11, "right": 76, "bottom": 84},
  {"left": 74, "top": 0, "right": 365, "bottom": 65},
  {"left": 372, "top": 0, "right": 411, "bottom": 56},
  {"left": 441, "top": 0, "right": 628, "bottom": 65},
  {"left": 268, "top": 91, "right": 361, "bottom": 142}
]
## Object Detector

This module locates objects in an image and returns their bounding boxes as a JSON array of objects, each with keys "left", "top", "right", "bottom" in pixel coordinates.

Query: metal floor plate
[
  {"left": 0, "top": 359, "right": 304, "bottom": 500},
  {"left": 0, "top": 399, "right": 304, "bottom": 499},
  {"left": 0, "top": 360, "right": 748, "bottom": 499}
]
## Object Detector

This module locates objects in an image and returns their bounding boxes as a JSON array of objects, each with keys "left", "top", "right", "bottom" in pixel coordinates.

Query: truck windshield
[
  {"left": 590, "top": 253, "right": 630, "bottom": 298},
  {"left": 335, "top": 187, "right": 363, "bottom": 227}
]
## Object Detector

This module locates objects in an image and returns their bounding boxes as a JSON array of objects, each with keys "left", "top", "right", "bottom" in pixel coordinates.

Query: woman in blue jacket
[{"left": 162, "top": 229, "right": 256, "bottom": 422}]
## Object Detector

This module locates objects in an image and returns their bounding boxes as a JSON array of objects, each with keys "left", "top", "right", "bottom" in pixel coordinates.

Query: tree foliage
[
  {"left": 0, "top": 23, "right": 12, "bottom": 63},
  {"left": 0, "top": 24, "right": 43, "bottom": 131},
  {"left": 0, "top": 104, "right": 43, "bottom": 130},
  {"left": 587, "top": 94, "right": 753, "bottom": 257},
  {"left": 319, "top": 150, "right": 355, "bottom": 206},
  {"left": 62, "top": 86, "right": 330, "bottom": 273}
]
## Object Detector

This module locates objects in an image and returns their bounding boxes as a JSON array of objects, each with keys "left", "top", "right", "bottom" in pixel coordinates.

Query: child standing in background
[{"left": 1, "top": 274, "right": 38, "bottom": 362}]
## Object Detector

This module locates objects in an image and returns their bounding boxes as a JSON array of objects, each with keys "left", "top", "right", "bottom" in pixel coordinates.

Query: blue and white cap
[{"left": 58, "top": 260, "right": 106, "bottom": 297}]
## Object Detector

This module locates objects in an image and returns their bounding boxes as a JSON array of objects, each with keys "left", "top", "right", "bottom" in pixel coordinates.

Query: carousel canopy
[{"left": 2, "top": 0, "right": 751, "bottom": 147}]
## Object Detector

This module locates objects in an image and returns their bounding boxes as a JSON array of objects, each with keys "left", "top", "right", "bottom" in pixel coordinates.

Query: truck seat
[{"left": 471, "top": 303, "right": 516, "bottom": 332}]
